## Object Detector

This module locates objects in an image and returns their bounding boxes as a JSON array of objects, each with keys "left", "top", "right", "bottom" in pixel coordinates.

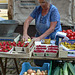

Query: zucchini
[
  {"left": 74, "top": 65, "right": 75, "bottom": 70},
  {"left": 53, "top": 67, "right": 60, "bottom": 75},
  {"left": 63, "top": 62, "right": 68, "bottom": 75},
  {"left": 68, "top": 63, "right": 75, "bottom": 75},
  {"left": 60, "top": 68, "right": 63, "bottom": 75}
]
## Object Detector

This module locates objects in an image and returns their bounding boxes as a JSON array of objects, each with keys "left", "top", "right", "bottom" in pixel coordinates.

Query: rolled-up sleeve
[
  {"left": 50, "top": 8, "right": 60, "bottom": 22},
  {"left": 30, "top": 7, "right": 37, "bottom": 19}
]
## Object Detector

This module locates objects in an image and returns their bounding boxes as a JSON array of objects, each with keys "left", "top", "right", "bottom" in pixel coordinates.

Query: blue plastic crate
[{"left": 20, "top": 62, "right": 52, "bottom": 75}]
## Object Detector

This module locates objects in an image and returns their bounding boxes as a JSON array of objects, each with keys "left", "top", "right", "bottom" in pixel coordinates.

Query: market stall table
[
  {"left": 0, "top": 53, "right": 75, "bottom": 60},
  {"left": 0, "top": 51, "right": 75, "bottom": 75}
]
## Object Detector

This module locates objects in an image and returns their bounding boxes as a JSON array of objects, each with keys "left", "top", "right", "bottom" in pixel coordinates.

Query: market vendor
[{"left": 23, "top": 0, "right": 62, "bottom": 66}]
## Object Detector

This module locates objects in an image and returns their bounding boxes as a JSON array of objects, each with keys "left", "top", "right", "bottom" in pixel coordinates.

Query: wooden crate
[
  {"left": 24, "top": 39, "right": 35, "bottom": 53},
  {"left": 58, "top": 38, "right": 75, "bottom": 58},
  {"left": 59, "top": 47, "right": 68, "bottom": 58},
  {"left": 12, "top": 39, "right": 35, "bottom": 57}
]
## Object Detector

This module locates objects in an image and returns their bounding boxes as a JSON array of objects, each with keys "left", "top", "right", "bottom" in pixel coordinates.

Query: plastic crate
[{"left": 20, "top": 61, "right": 52, "bottom": 75}]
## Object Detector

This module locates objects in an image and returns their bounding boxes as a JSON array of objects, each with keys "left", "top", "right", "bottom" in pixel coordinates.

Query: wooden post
[{"left": 8, "top": 0, "right": 13, "bottom": 20}]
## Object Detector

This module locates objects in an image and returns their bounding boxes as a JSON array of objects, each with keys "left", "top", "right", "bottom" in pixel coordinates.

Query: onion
[
  {"left": 33, "top": 70, "right": 36, "bottom": 73},
  {"left": 27, "top": 69, "right": 33, "bottom": 74},
  {"left": 31, "top": 73, "right": 35, "bottom": 75},
  {"left": 37, "top": 69, "right": 40, "bottom": 73},
  {"left": 23, "top": 72, "right": 27, "bottom": 75}
]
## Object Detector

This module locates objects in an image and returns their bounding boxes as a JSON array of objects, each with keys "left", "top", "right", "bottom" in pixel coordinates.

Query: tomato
[
  {"left": 62, "top": 30, "right": 66, "bottom": 33},
  {"left": 66, "top": 30, "right": 72, "bottom": 34},
  {"left": 73, "top": 32, "right": 75, "bottom": 35},
  {"left": 68, "top": 29, "right": 72, "bottom": 32},
  {"left": 73, "top": 36, "right": 75, "bottom": 39},
  {"left": 69, "top": 36, "right": 74, "bottom": 40},
  {"left": 67, "top": 33, "right": 71, "bottom": 38},
  {"left": 70, "top": 32, "right": 74, "bottom": 36}
]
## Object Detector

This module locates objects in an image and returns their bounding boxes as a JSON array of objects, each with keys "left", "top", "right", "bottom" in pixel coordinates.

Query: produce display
[
  {"left": 33, "top": 45, "right": 58, "bottom": 57},
  {"left": 13, "top": 41, "right": 29, "bottom": 47},
  {"left": 20, "top": 62, "right": 50, "bottom": 75},
  {"left": 14, "top": 41, "right": 30, "bottom": 53},
  {"left": 0, "top": 40, "right": 31, "bottom": 53},
  {"left": 60, "top": 41, "right": 75, "bottom": 50},
  {"left": 62, "top": 29, "right": 75, "bottom": 40},
  {"left": 0, "top": 41, "right": 14, "bottom": 52},
  {"left": 46, "top": 45, "right": 58, "bottom": 57},
  {"left": 23, "top": 69, "right": 48, "bottom": 75},
  {"left": 52, "top": 62, "right": 75, "bottom": 75}
]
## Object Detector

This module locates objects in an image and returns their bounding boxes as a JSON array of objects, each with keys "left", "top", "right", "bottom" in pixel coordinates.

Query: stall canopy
[{"left": 8, "top": 0, "right": 75, "bottom": 26}]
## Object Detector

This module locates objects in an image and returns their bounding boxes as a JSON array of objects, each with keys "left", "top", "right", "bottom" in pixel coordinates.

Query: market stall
[
  {"left": 0, "top": 37, "right": 75, "bottom": 75},
  {"left": 0, "top": 0, "right": 75, "bottom": 75},
  {"left": 0, "top": 36, "right": 75, "bottom": 75}
]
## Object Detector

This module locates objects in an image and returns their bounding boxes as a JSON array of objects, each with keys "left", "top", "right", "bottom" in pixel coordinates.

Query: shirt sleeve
[
  {"left": 50, "top": 7, "right": 60, "bottom": 22},
  {"left": 30, "top": 7, "right": 37, "bottom": 19}
]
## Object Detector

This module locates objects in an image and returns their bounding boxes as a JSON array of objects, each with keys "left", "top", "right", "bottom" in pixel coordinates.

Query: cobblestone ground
[{"left": 0, "top": 58, "right": 36, "bottom": 75}]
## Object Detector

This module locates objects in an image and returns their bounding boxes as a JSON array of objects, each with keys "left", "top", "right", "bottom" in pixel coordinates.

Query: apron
[
  {"left": 35, "top": 4, "right": 61, "bottom": 39},
  {"left": 35, "top": 5, "right": 56, "bottom": 39}
]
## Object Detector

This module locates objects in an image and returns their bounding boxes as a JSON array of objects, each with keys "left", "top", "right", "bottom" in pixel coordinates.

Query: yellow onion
[{"left": 27, "top": 69, "right": 33, "bottom": 74}]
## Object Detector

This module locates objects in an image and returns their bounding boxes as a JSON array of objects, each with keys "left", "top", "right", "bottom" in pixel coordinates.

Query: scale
[{"left": 0, "top": 20, "right": 21, "bottom": 42}]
